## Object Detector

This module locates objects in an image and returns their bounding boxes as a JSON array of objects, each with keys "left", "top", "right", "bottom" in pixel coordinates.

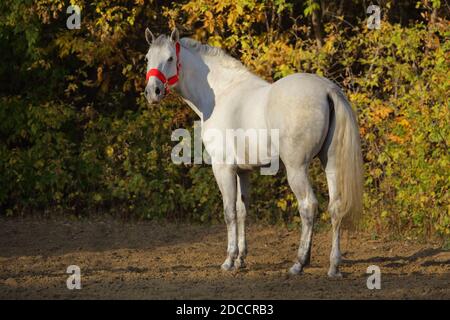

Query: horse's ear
[
  {"left": 170, "top": 28, "right": 179, "bottom": 43},
  {"left": 145, "top": 28, "right": 155, "bottom": 45}
]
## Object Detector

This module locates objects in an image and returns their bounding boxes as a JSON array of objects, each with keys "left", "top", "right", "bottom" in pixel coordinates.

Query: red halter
[{"left": 145, "top": 42, "right": 181, "bottom": 94}]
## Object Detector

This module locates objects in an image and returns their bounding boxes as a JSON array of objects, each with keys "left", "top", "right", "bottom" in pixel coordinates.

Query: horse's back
[{"left": 268, "top": 73, "right": 336, "bottom": 109}]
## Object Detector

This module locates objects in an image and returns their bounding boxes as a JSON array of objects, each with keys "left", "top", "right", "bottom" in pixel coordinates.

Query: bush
[{"left": 0, "top": 0, "right": 448, "bottom": 238}]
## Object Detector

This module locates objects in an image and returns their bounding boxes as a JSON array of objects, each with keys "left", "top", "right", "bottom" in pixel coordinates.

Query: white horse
[{"left": 144, "top": 28, "right": 363, "bottom": 277}]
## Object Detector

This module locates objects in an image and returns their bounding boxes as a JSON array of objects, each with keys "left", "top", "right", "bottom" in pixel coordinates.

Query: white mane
[{"left": 180, "top": 38, "right": 252, "bottom": 75}]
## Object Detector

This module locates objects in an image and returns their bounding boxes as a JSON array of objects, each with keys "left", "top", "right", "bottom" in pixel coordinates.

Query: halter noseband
[{"left": 145, "top": 42, "right": 181, "bottom": 94}]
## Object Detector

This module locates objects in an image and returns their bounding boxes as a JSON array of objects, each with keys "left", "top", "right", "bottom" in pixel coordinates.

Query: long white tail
[{"left": 329, "top": 88, "right": 364, "bottom": 228}]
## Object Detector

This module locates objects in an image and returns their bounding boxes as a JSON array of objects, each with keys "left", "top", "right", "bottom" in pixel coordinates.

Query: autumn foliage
[{"left": 0, "top": 0, "right": 448, "bottom": 237}]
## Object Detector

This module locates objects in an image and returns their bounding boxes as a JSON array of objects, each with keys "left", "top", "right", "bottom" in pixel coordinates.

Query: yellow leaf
[
  {"left": 277, "top": 199, "right": 287, "bottom": 211},
  {"left": 106, "top": 146, "right": 114, "bottom": 157}
]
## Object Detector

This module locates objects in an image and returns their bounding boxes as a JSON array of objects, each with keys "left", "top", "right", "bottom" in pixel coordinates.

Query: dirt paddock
[{"left": 0, "top": 217, "right": 448, "bottom": 299}]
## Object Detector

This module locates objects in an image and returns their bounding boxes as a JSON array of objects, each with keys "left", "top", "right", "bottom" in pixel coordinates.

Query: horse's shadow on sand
[
  {"left": 248, "top": 248, "right": 449, "bottom": 273},
  {"left": 343, "top": 247, "right": 449, "bottom": 267}
]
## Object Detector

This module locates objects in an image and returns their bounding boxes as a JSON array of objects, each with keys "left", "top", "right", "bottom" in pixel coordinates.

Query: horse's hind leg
[
  {"left": 235, "top": 171, "right": 250, "bottom": 269},
  {"left": 320, "top": 148, "right": 344, "bottom": 277},
  {"left": 324, "top": 167, "right": 344, "bottom": 277},
  {"left": 286, "top": 165, "right": 318, "bottom": 275}
]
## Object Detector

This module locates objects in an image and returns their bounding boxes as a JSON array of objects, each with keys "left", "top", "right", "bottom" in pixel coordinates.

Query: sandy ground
[{"left": 0, "top": 217, "right": 448, "bottom": 299}]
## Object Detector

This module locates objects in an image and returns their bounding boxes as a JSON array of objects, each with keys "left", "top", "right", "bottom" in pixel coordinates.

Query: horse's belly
[
  {"left": 203, "top": 84, "right": 273, "bottom": 167},
  {"left": 202, "top": 125, "right": 275, "bottom": 168}
]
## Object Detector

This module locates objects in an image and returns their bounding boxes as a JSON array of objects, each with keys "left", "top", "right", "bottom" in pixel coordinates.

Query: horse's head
[{"left": 144, "top": 28, "right": 180, "bottom": 103}]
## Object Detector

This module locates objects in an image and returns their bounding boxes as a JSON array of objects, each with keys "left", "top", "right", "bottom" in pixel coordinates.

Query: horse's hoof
[
  {"left": 327, "top": 267, "right": 343, "bottom": 278},
  {"left": 288, "top": 263, "right": 303, "bottom": 275},
  {"left": 221, "top": 261, "right": 234, "bottom": 271},
  {"left": 234, "top": 258, "right": 246, "bottom": 270},
  {"left": 327, "top": 272, "right": 343, "bottom": 278}
]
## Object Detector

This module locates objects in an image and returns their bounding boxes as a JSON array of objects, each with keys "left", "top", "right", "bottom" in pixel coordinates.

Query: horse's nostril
[{"left": 155, "top": 87, "right": 161, "bottom": 95}]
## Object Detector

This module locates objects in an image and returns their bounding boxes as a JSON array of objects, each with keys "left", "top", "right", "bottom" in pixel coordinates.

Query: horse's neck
[
  {"left": 176, "top": 47, "right": 259, "bottom": 122},
  {"left": 175, "top": 49, "right": 211, "bottom": 121}
]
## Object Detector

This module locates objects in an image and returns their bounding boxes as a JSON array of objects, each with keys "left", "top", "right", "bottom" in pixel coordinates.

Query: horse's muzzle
[{"left": 145, "top": 79, "right": 165, "bottom": 103}]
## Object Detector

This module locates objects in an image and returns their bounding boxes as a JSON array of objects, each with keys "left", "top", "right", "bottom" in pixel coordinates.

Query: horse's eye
[{"left": 168, "top": 56, "right": 174, "bottom": 62}]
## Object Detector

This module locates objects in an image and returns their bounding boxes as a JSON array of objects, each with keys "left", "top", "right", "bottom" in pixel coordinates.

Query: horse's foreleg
[
  {"left": 286, "top": 166, "right": 318, "bottom": 275},
  {"left": 235, "top": 171, "right": 250, "bottom": 269},
  {"left": 212, "top": 164, "right": 238, "bottom": 271}
]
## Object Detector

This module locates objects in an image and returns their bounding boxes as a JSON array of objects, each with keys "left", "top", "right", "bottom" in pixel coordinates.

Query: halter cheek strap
[{"left": 145, "top": 42, "right": 181, "bottom": 94}]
